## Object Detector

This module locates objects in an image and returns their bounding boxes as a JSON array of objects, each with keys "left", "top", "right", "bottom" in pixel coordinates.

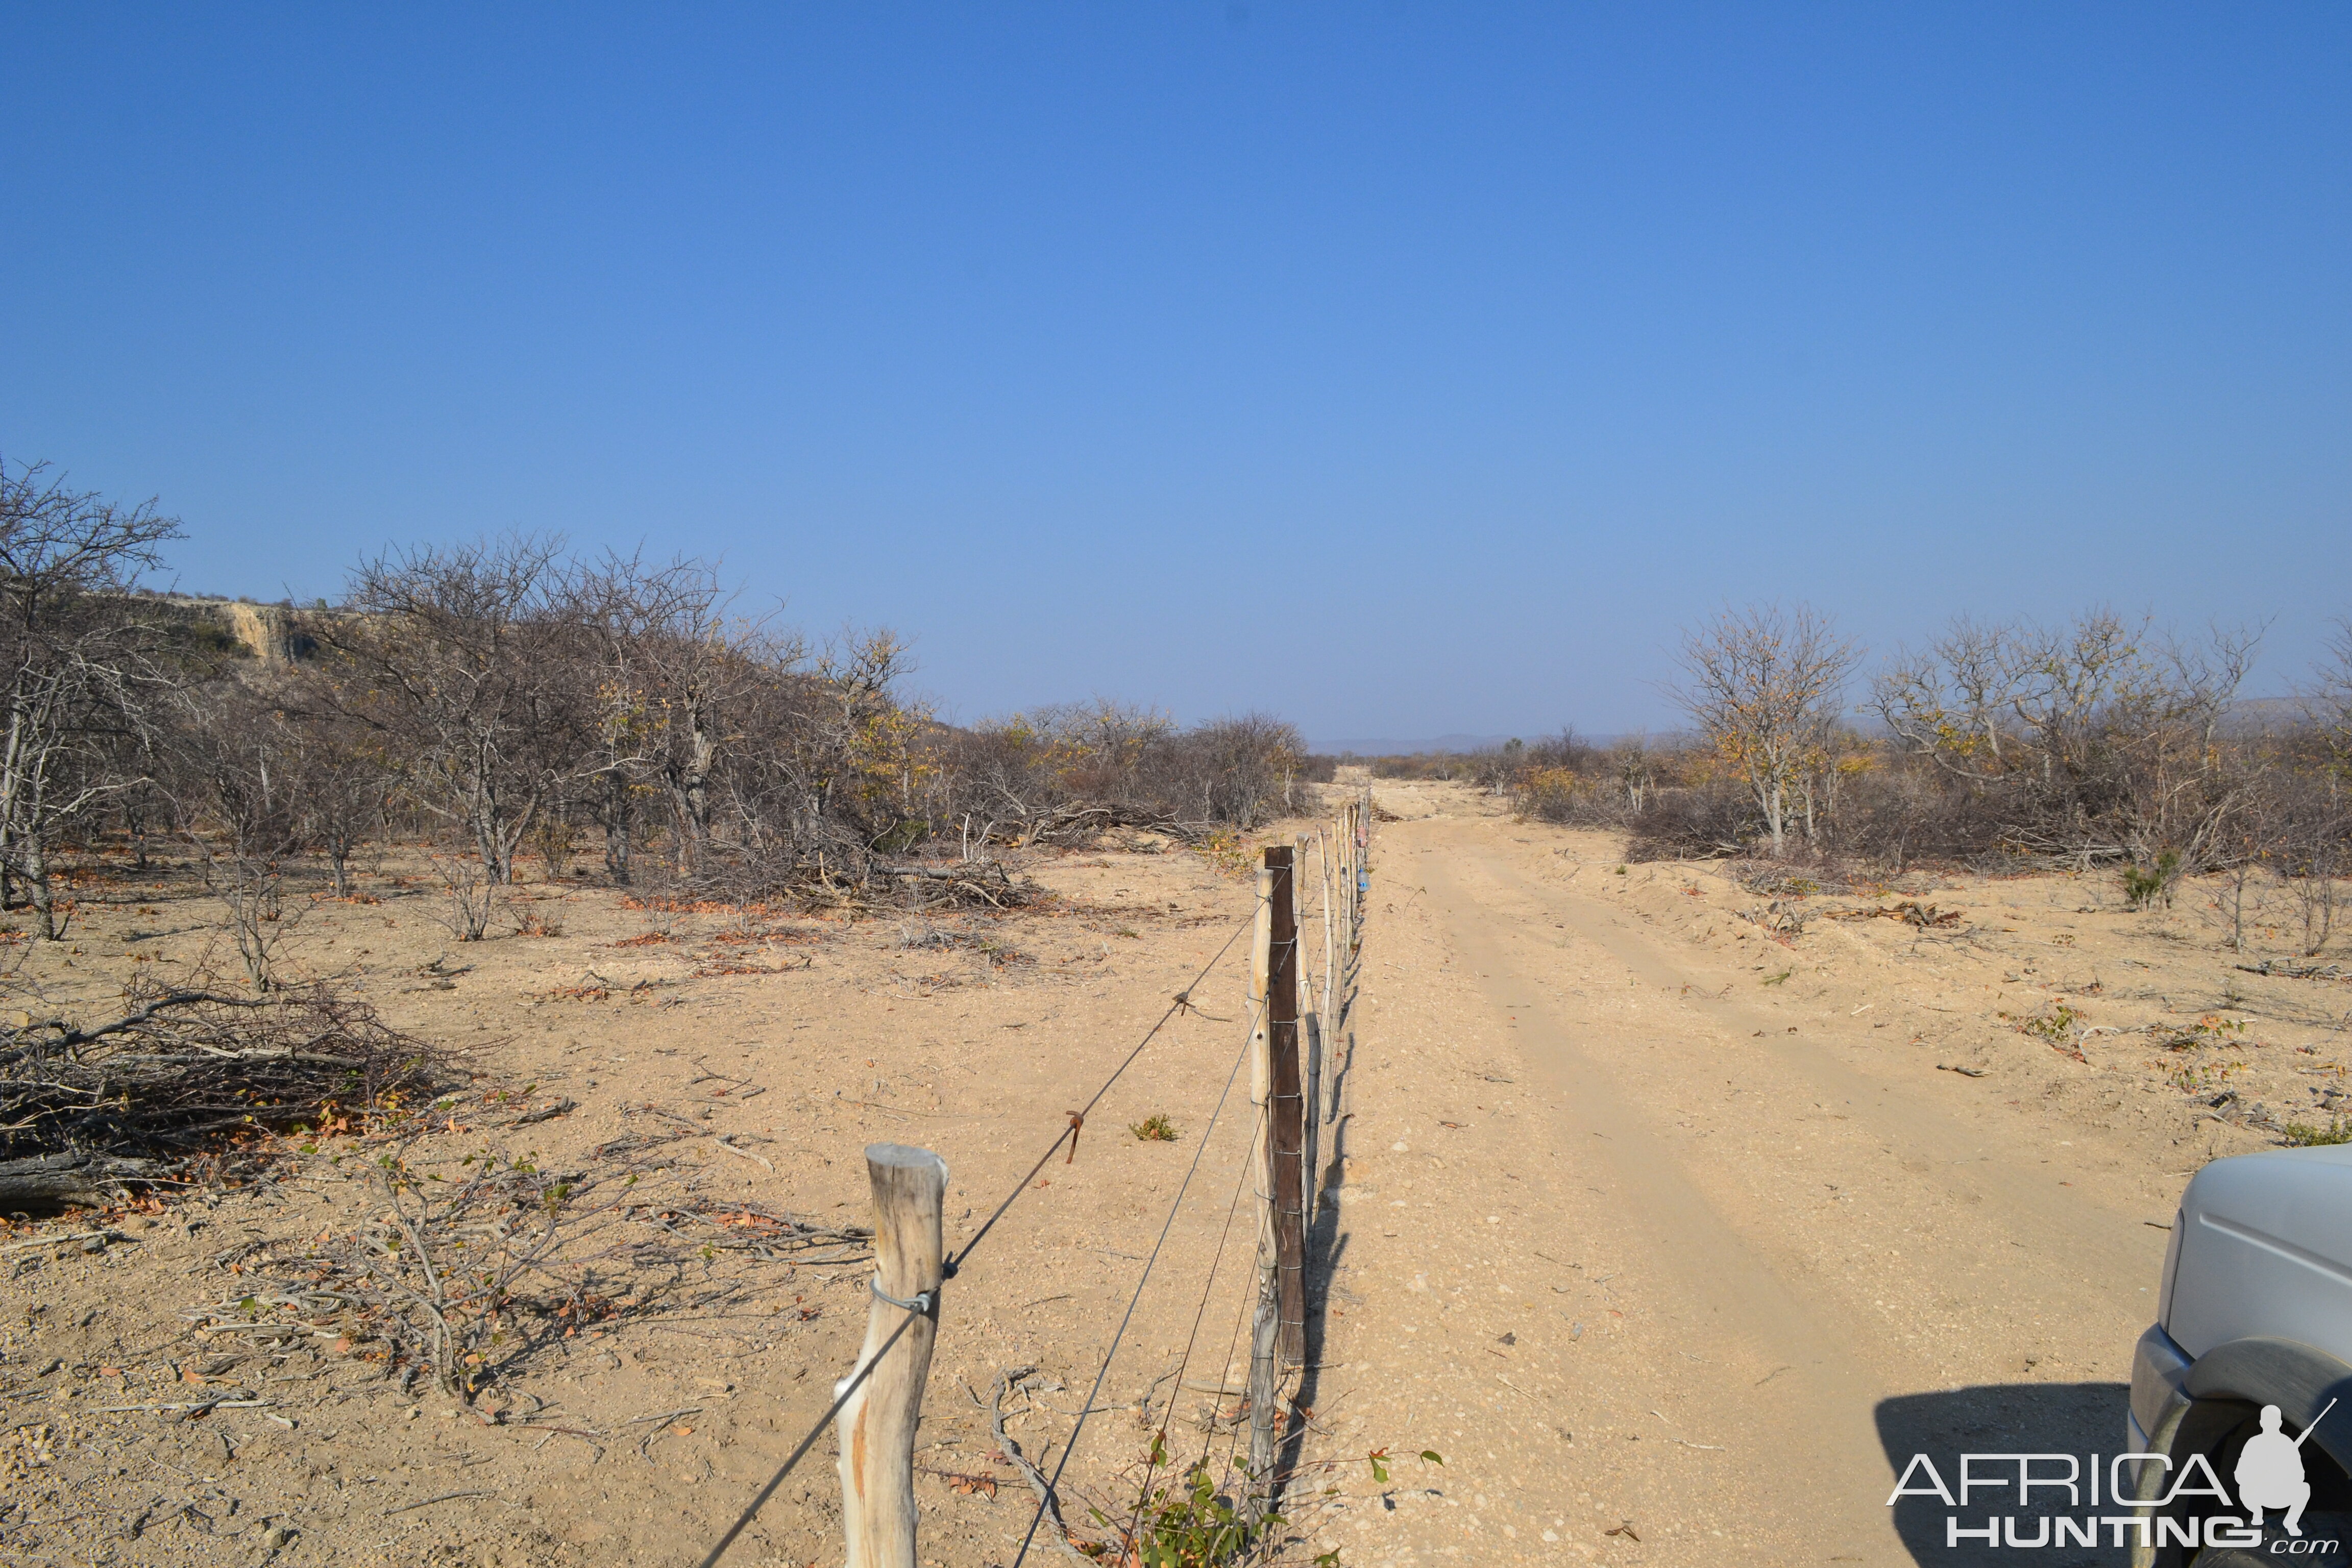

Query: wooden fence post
[
  {"left": 1334, "top": 808, "right": 1349, "bottom": 962},
  {"left": 1251, "top": 863, "right": 1273, "bottom": 1087},
  {"left": 1326, "top": 822, "right": 1345, "bottom": 1030},
  {"left": 1299, "top": 833, "right": 1322, "bottom": 1228},
  {"left": 1301, "top": 1010, "right": 1321, "bottom": 1228},
  {"left": 1340, "top": 800, "right": 1359, "bottom": 957},
  {"left": 836, "top": 1143, "right": 947, "bottom": 1568},
  {"left": 1244, "top": 868, "right": 1279, "bottom": 1516},
  {"left": 1248, "top": 860, "right": 1272, "bottom": 1219},
  {"left": 1354, "top": 789, "right": 1370, "bottom": 947},
  {"left": 1265, "top": 846, "right": 1305, "bottom": 1364}
]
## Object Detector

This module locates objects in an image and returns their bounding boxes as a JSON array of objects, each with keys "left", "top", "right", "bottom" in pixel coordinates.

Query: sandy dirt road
[{"left": 1298, "top": 787, "right": 2193, "bottom": 1567}]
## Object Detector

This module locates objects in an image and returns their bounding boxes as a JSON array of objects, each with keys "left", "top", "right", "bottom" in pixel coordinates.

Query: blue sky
[{"left": 5, "top": 4, "right": 2346, "bottom": 742}]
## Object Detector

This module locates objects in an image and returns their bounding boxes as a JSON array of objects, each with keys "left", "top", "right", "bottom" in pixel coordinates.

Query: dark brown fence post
[{"left": 1265, "top": 846, "right": 1305, "bottom": 1364}]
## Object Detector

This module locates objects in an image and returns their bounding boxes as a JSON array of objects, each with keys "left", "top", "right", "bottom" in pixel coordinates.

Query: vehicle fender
[
  {"left": 2182, "top": 1336, "right": 2352, "bottom": 1477},
  {"left": 2134, "top": 1324, "right": 2195, "bottom": 1459}
]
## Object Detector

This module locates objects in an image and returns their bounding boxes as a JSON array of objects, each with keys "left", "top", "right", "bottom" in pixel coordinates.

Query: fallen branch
[
  {"left": 0, "top": 1228, "right": 129, "bottom": 1255},
  {"left": 627, "top": 1405, "right": 704, "bottom": 1460},
  {"left": 711, "top": 1137, "right": 773, "bottom": 1173},
  {"left": 96, "top": 1400, "right": 268, "bottom": 1414},
  {"left": 992, "top": 1367, "right": 1094, "bottom": 1566},
  {"left": 183, "top": 1145, "right": 871, "bottom": 1404},
  {"left": 383, "top": 1490, "right": 495, "bottom": 1517},
  {"left": 2238, "top": 960, "right": 2347, "bottom": 982},
  {"left": 0, "top": 1154, "right": 162, "bottom": 1211}
]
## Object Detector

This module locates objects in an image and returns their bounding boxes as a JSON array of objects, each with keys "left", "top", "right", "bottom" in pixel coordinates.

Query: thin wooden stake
[
  {"left": 1248, "top": 861, "right": 1273, "bottom": 1209},
  {"left": 1320, "top": 824, "right": 1337, "bottom": 1053},
  {"left": 835, "top": 1143, "right": 947, "bottom": 1568},
  {"left": 1301, "top": 1011, "right": 1321, "bottom": 1227}
]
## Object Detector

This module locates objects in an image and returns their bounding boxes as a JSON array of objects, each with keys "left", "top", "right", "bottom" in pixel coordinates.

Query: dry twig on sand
[
  {"left": 181, "top": 1125, "right": 871, "bottom": 1402},
  {"left": 991, "top": 1366, "right": 1095, "bottom": 1566}
]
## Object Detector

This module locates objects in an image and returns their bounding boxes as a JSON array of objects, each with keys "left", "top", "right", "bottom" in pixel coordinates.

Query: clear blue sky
[{"left": 6, "top": 4, "right": 2346, "bottom": 743}]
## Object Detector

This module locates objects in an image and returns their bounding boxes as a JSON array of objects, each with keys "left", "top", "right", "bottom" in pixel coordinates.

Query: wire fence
[
  {"left": 1009, "top": 1001, "right": 1263, "bottom": 1566},
  {"left": 693, "top": 789, "right": 1375, "bottom": 1568}
]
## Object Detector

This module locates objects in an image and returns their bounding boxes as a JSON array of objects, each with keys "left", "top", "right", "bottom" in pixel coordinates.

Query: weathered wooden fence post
[
  {"left": 1265, "top": 846, "right": 1305, "bottom": 1363},
  {"left": 1333, "top": 807, "right": 1350, "bottom": 962},
  {"left": 1339, "top": 798, "right": 1361, "bottom": 958},
  {"left": 1328, "top": 824, "right": 1343, "bottom": 1101},
  {"left": 1251, "top": 861, "right": 1273, "bottom": 1094},
  {"left": 835, "top": 1143, "right": 947, "bottom": 1568},
  {"left": 1299, "top": 832, "right": 1323, "bottom": 1228},
  {"left": 1301, "top": 1009, "right": 1321, "bottom": 1228},
  {"left": 1244, "top": 861, "right": 1280, "bottom": 1516}
]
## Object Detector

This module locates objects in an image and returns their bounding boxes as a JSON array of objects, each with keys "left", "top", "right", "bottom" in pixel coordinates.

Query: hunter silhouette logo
[
  {"left": 1884, "top": 1400, "right": 2345, "bottom": 1553},
  {"left": 2239, "top": 1399, "right": 2337, "bottom": 1537}
]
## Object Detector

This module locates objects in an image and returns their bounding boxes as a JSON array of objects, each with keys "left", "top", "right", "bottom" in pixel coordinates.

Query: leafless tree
[
  {"left": 1873, "top": 609, "right": 2264, "bottom": 878},
  {"left": 2273, "top": 809, "right": 2343, "bottom": 958},
  {"left": 1183, "top": 713, "right": 1306, "bottom": 828},
  {"left": 318, "top": 537, "right": 592, "bottom": 885},
  {"left": 2280, "top": 627, "right": 2352, "bottom": 954},
  {"left": 1613, "top": 735, "right": 1657, "bottom": 815},
  {"left": 1670, "top": 603, "right": 1861, "bottom": 857},
  {"left": 572, "top": 555, "right": 807, "bottom": 877},
  {"left": 0, "top": 459, "right": 185, "bottom": 937},
  {"left": 290, "top": 718, "right": 395, "bottom": 897},
  {"left": 2309, "top": 619, "right": 2352, "bottom": 774},
  {"left": 430, "top": 851, "right": 497, "bottom": 941},
  {"left": 163, "top": 682, "right": 309, "bottom": 988}
]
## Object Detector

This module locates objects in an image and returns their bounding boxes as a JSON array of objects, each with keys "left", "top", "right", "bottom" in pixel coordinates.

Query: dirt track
[{"left": 1291, "top": 777, "right": 2322, "bottom": 1567}]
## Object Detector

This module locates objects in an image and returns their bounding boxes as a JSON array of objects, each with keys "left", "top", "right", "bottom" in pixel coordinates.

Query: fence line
[{"left": 691, "top": 783, "right": 1377, "bottom": 1568}]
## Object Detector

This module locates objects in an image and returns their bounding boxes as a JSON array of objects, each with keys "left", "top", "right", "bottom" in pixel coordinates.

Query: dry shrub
[
  {"left": 946, "top": 704, "right": 1311, "bottom": 847},
  {"left": 430, "top": 852, "right": 497, "bottom": 940},
  {"left": 1490, "top": 610, "right": 2352, "bottom": 892},
  {"left": 188, "top": 1107, "right": 871, "bottom": 1403},
  {"left": 1623, "top": 783, "right": 1753, "bottom": 862}
]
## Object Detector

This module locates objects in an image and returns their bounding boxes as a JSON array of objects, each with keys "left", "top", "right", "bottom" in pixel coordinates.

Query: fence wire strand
[
  {"left": 1122, "top": 1096, "right": 1267, "bottom": 1552},
  {"left": 946, "top": 895, "right": 1263, "bottom": 1276},
  {"left": 692, "top": 890, "right": 1266, "bottom": 1568},
  {"left": 1011, "top": 997, "right": 1264, "bottom": 1567}
]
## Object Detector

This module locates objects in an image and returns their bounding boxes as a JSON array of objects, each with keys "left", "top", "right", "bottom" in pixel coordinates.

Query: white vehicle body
[{"left": 2130, "top": 1145, "right": 2352, "bottom": 1565}]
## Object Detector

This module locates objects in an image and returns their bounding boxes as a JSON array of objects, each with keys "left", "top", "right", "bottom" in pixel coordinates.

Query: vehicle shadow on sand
[{"left": 1876, "top": 1382, "right": 2132, "bottom": 1566}]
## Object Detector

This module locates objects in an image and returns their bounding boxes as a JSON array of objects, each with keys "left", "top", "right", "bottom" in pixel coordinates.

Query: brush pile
[{"left": 0, "top": 979, "right": 445, "bottom": 1209}]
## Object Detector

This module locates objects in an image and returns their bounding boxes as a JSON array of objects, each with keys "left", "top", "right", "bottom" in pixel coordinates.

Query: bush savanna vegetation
[
  {"left": 0, "top": 457, "right": 1318, "bottom": 950},
  {"left": 1366, "top": 602, "right": 2352, "bottom": 955},
  {"left": 0, "top": 454, "right": 1318, "bottom": 1205}
]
